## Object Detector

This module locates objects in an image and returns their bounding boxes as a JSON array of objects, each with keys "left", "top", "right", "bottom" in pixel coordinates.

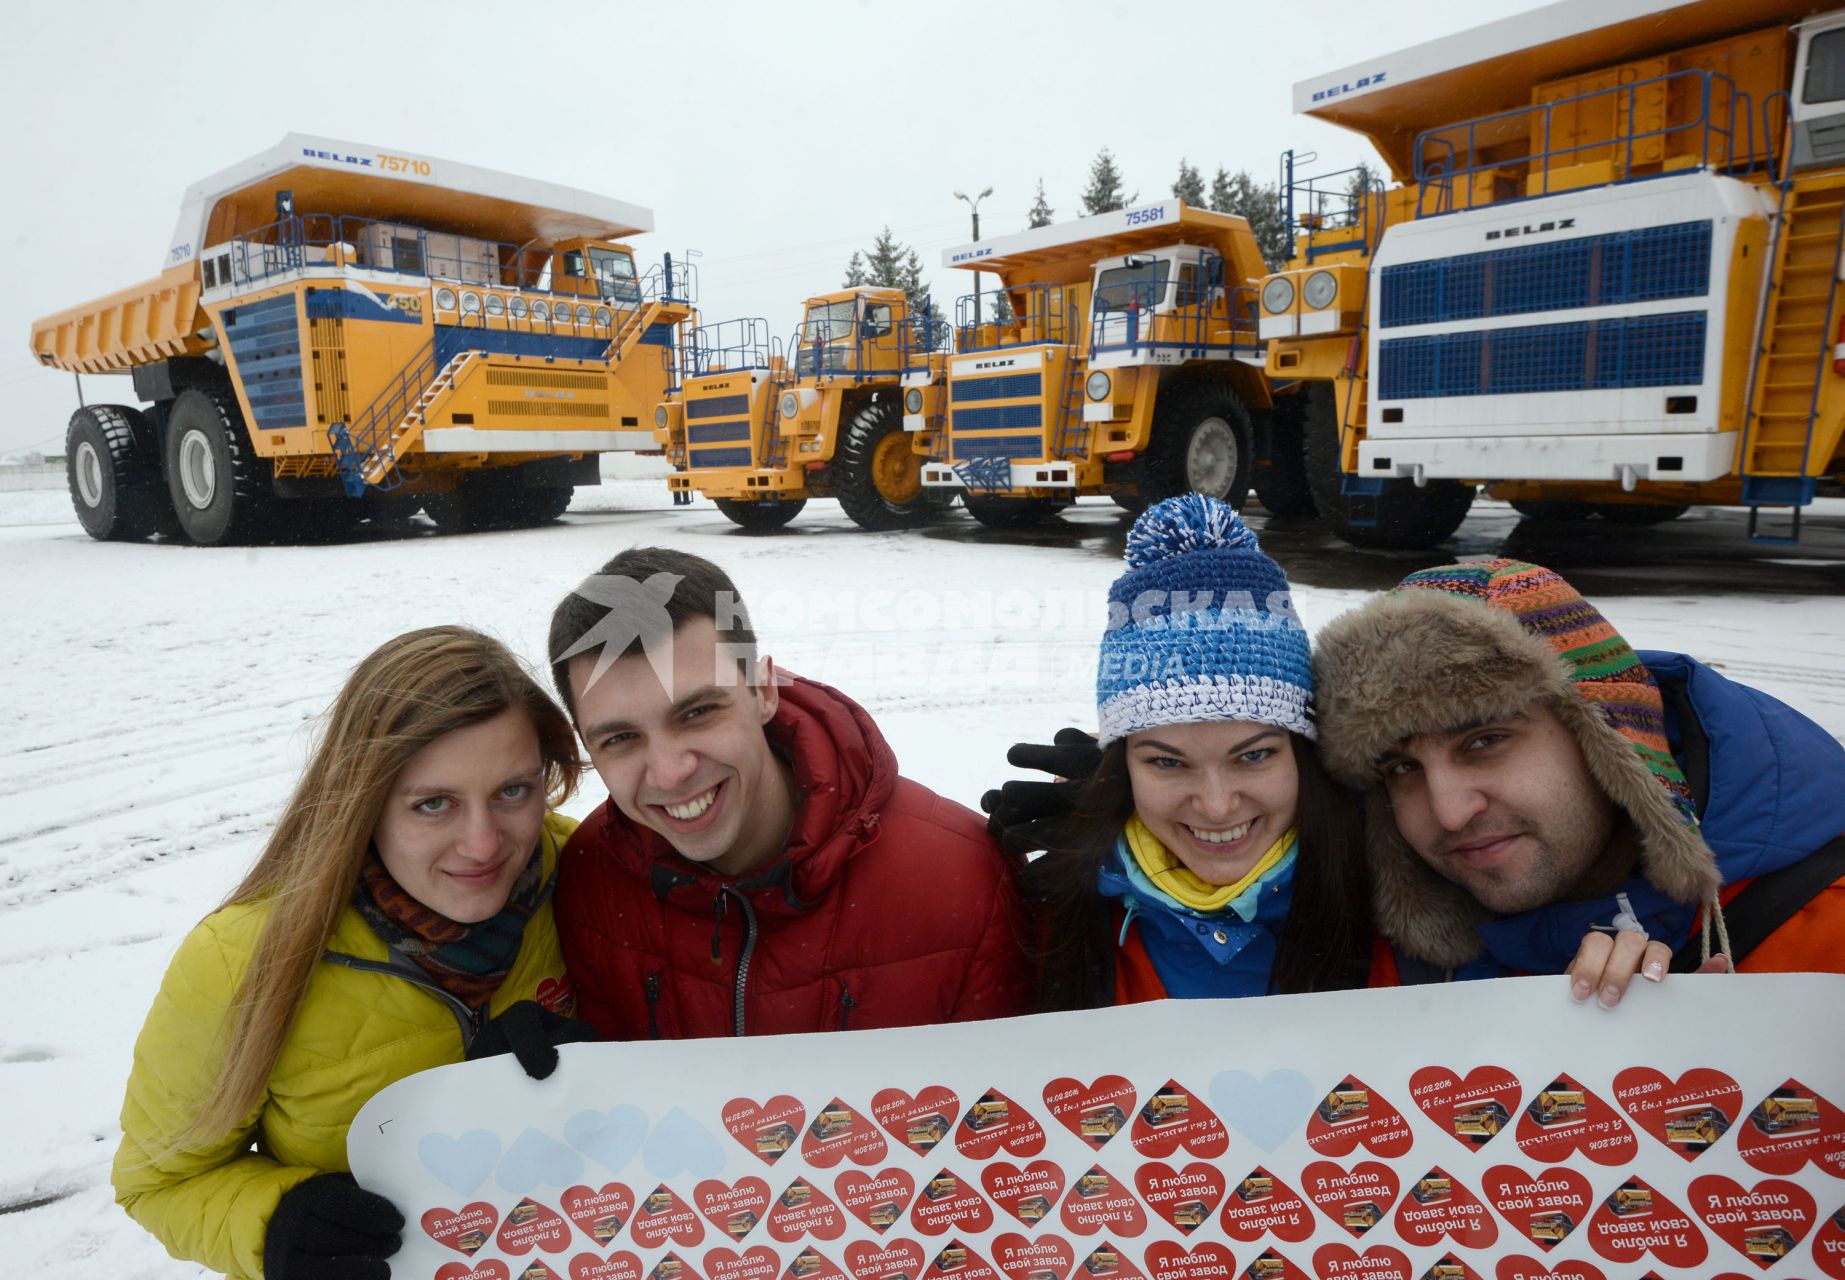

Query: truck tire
[
  {"left": 424, "top": 474, "right": 573, "bottom": 532},
  {"left": 715, "top": 498, "right": 805, "bottom": 531},
  {"left": 364, "top": 492, "right": 423, "bottom": 524},
  {"left": 832, "top": 399, "right": 943, "bottom": 531},
  {"left": 1302, "top": 384, "right": 1474, "bottom": 549},
  {"left": 163, "top": 387, "right": 273, "bottom": 546},
  {"left": 66, "top": 404, "right": 166, "bottom": 542},
  {"left": 1253, "top": 404, "right": 1316, "bottom": 518},
  {"left": 1510, "top": 500, "right": 1593, "bottom": 521},
  {"left": 1137, "top": 381, "right": 1253, "bottom": 510},
  {"left": 1596, "top": 502, "right": 1689, "bottom": 525},
  {"left": 963, "top": 493, "right": 1060, "bottom": 528}
]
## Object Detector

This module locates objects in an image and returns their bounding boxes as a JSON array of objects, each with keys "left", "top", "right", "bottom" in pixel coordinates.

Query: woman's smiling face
[{"left": 1125, "top": 720, "right": 1299, "bottom": 885}]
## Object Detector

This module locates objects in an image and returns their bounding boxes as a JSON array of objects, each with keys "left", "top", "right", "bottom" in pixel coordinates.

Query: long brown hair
[
  {"left": 1022, "top": 733, "right": 1371, "bottom": 1010},
  {"left": 161, "top": 626, "right": 580, "bottom": 1157}
]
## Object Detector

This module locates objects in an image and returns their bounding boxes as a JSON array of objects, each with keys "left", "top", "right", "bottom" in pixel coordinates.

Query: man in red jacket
[{"left": 543, "top": 545, "right": 1032, "bottom": 1039}]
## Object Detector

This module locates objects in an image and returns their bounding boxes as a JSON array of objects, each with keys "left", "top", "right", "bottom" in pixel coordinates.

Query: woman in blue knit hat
[{"left": 1023, "top": 493, "right": 1372, "bottom": 1008}]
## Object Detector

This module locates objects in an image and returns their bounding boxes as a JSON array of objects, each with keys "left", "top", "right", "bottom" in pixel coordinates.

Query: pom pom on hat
[{"left": 1126, "top": 492, "right": 1258, "bottom": 569}]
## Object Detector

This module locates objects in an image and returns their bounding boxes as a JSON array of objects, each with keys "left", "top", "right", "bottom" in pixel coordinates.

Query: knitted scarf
[
  {"left": 1122, "top": 813, "right": 1297, "bottom": 913},
  {"left": 353, "top": 845, "right": 547, "bottom": 1009}
]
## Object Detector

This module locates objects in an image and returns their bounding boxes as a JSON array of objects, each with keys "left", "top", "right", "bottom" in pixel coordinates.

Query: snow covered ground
[{"left": 3, "top": 465, "right": 1843, "bottom": 1275}]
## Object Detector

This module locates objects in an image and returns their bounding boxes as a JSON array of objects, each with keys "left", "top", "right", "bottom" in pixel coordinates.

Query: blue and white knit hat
[{"left": 1095, "top": 495, "right": 1314, "bottom": 747}]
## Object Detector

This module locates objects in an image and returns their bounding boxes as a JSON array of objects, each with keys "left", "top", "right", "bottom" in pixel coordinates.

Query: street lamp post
[{"left": 955, "top": 186, "right": 993, "bottom": 327}]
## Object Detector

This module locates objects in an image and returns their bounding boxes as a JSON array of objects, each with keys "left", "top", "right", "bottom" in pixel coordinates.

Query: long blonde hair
[{"left": 170, "top": 626, "right": 580, "bottom": 1155}]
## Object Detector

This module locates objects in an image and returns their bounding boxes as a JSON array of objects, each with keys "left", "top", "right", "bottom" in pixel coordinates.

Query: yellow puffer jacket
[{"left": 114, "top": 812, "right": 578, "bottom": 1280}]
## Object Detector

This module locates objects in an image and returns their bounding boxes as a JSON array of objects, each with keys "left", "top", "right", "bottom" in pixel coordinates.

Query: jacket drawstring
[
  {"left": 711, "top": 893, "right": 728, "bottom": 964},
  {"left": 1696, "top": 894, "right": 1735, "bottom": 969}
]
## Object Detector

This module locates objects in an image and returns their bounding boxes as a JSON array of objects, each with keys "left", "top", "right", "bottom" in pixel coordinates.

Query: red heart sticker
[
  {"left": 1238, "top": 1249, "right": 1305, "bottom": 1280},
  {"left": 767, "top": 1178, "right": 848, "bottom": 1243},
  {"left": 1410, "top": 1256, "right": 1480, "bottom": 1280},
  {"left": 1218, "top": 1166, "right": 1312, "bottom": 1244},
  {"left": 981, "top": 1161, "right": 1066, "bottom": 1227},
  {"left": 647, "top": 1253, "right": 704, "bottom": 1280},
  {"left": 1126, "top": 1079, "right": 1228, "bottom": 1160},
  {"left": 1584, "top": 1175, "right": 1708, "bottom": 1268},
  {"left": 842, "top": 1238, "right": 924, "bottom": 1280},
  {"left": 633, "top": 1185, "right": 708, "bottom": 1249},
  {"left": 536, "top": 974, "right": 576, "bottom": 1015},
  {"left": 804, "top": 1099, "right": 891, "bottom": 1169},
  {"left": 1409, "top": 1065, "right": 1521, "bottom": 1151},
  {"left": 1058, "top": 1165, "right": 1147, "bottom": 1237},
  {"left": 1513, "top": 1073, "right": 1636, "bottom": 1166},
  {"left": 1815, "top": 1203, "right": 1845, "bottom": 1279},
  {"left": 990, "top": 1233, "right": 1074, "bottom": 1280},
  {"left": 437, "top": 1265, "right": 511, "bottom": 1280},
  {"left": 912, "top": 1169, "right": 995, "bottom": 1236},
  {"left": 1132, "top": 1163, "right": 1224, "bottom": 1236},
  {"left": 929, "top": 1240, "right": 1002, "bottom": 1280},
  {"left": 568, "top": 1251, "right": 643, "bottom": 1280},
  {"left": 696, "top": 1179, "right": 772, "bottom": 1242},
  {"left": 725, "top": 1096, "right": 808, "bottom": 1166},
  {"left": 1140, "top": 1242, "right": 1234, "bottom": 1280},
  {"left": 836, "top": 1169, "right": 918, "bottom": 1234},
  {"left": 1689, "top": 1174, "right": 1817, "bottom": 1267},
  {"left": 956, "top": 1087, "right": 1048, "bottom": 1159},
  {"left": 497, "top": 1198, "right": 572, "bottom": 1256},
  {"left": 1075, "top": 1243, "right": 1141, "bottom": 1280},
  {"left": 1737, "top": 1077, "right": 1845, "bottom": 1177},
  {"left": 1612, "top": 1067, "right": 1742, "bottom": 1161},
  {"left": 1492, "top": 1260, "right": 1606, "bottom": 1280},
  {"left": 1043, "top": 1076, "right": 1138, "bottom": 1151},
  {"left": 1300, "top": 1161, "right": 1401, "bottom": 1239},
  {"left": 423, "top": 1203, "right": 499, "bottom": 1256},
  {"left": 1304, "top": 1076, "right": 1413, "bottom": 1158},
  {"left": 514, "top": 1263, "right": 560, "bottom": 1280},
  {"left": 1482, "top": 1164, "right": 1591, "bottom": 1251},
  {"left": 1391, "top": 1166, "right": 1497, "bottom": 1249},
  {"left": 563, "top": 1185, "right": 636, "bottom": 1247},
  {"left": 781, "top": 1249, "right": 845, "bottom": 1280},
  {"left": 871, "top": 1087, "right": 962, "bottom": 1157},
  {"left": 704, "top": 1246, "right": 781, "bottom": 1280},
  {"left": 1308, "top": 1243, "right": 1411, "bottom": 1280}
]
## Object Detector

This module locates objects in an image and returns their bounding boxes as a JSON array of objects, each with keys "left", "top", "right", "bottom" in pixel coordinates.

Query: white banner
[{"left": 350, "top": 974, "right": 1845, "bottom": 1280}]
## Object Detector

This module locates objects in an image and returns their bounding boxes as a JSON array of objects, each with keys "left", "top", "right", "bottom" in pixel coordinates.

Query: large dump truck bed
[{"left": 30, "top": 264, "right": 208, "bottom": 375}]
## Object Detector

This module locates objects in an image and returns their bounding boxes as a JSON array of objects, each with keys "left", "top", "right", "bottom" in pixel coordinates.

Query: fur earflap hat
[{"left": 1312, "top": 559, "right": 1721, "bottom": 968}]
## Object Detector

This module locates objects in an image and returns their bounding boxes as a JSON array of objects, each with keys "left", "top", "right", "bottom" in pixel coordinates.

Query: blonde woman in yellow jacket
[{"left": 114, "top": 626, "right": 589, "bottom": 1280}]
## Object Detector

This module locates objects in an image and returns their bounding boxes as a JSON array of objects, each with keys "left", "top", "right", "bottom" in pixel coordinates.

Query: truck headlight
[
  {"left": 904, "top": 388, "right": 924, "bottom": 413},
  {"left": 1086, "top": 371, "right": 1112, "bottom": 401},
  {"left": 484, "top": 294, "right": 506, "bottom": 317},
  {"left": 1261, "top": 277, "right": 1295, "bottom": 314},
  {"left": 435, "top": 287, "right": 457, "bottom": 311},
  {"left": 460, "top": 291, "right": 481, "bottom": 315},
  {"left": 780, "top": 391, "right": 800, "bottom": 419},
  {"left": 1304, "top": 270, "right": 1338, "bottom": 309},
  {"left": 655, "top": 405, "right": 669, "bottom": 428},
  {"left": 595, "top": 306, "right": 613, "bottom": 327}
]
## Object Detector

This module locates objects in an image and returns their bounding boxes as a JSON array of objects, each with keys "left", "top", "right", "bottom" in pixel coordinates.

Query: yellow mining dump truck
[
  {"left": 1258, "top": 0, "right": 1845, "bottom": 547},
  {"left": 30, "top": 133, "right": 693, "bottom": 544},
  {"left": 922, "top": 201, "right": 1272, "bottom": 527},
  {"left": 656, "top": 288, "right": 949, "bottom": 531}
]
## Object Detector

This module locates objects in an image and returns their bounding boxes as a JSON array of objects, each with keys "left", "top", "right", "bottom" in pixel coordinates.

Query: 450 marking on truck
[{"left": 1126, "top": 207, "right": 1166, "bottom": 227}]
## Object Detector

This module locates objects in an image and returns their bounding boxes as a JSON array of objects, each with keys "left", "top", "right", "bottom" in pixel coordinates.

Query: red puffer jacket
[{"left": 557, "top": 675, "right": 1033, "bottom": 1037}]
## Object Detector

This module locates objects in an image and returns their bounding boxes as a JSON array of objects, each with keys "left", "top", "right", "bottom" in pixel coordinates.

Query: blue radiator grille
[
  {"left": 953, "top": 435, "right": 1042, "bottom": 460},
  {"left": 952, "top": 403, "right": 1041, "bottom": 431},
  {"left": 952, "top": 372, "right": 1043, "bottom": 402},
  {"left": 1378, "top": 311, "right": 1706, "bottom": 399}
]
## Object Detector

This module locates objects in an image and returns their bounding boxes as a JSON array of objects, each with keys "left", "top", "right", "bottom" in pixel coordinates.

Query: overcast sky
[{"left": 1, "top": 0, "right": 1548, "bottom": 457}]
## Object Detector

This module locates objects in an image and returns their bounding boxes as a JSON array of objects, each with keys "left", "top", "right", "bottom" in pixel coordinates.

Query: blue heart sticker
[
  {"left": 417, "top": 1129, "right": 502, "bottom": 1197},
  {"left": 563, "top": 1104, "right": 650, "bottom": 1175},
  {"left": 1209, "top": 1068, "right": 1316, "bottom": 1152},
  {"left": 642, "top": 1106, "right": 724, "bottom": 1179},
  {"left": 496, "top": 1125, "right": 584, "bottom": 1195}
]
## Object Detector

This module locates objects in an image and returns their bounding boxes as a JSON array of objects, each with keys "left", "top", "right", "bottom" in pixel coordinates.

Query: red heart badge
[
  {"left": 725, "top": 1096, "right": 808, "bottom": 1167},
  {"left": 1392, "top": 1166, "right": 1497, "bottom": 1249},
  {"left": 1126, "top": 1079, "right": 1228, "bottom": 1159},
  {"left": 1218, "top": 1165, "right": 1313, "bottom": 1244},
  {"left": 1409, "top": 1065, "right": 1521, "bottom": 1151},
  {"left": 929, "top": 1240, "right": 1001, "bottom": 1280},
  {"left": 843, "top": 1239, "right": 924, "bottom": 1280},
  {"left": 516, "top": 1263, "right": 560, "bottom": 1280},
  {"left": 1309, "top": 1244, "right": 1411, "bottom": 1280},
  {"left": 633, "top": 1185, "right": 708, "bottom": 1250},
  {"left": 1513, "top": 1073, "right": 1636, "bottom": 1166},
  {"left": 1141, "top": 1242, "right": 1234, "bottom": 1280},
  {"left": 1238, "top": 1249, "right": 1305, "bottom": 1280},
  {"left": 1584, "top": 1175, "right": 1708, "bottom": 1268},
  {"left": 1482, "top": 1164, "right": 1591, "bottom": 1251},
  {"left": 872, "top": 1087, "right": 962, "bottom": 1157},
  {"left": 1043, "top": 1076, "right": 1138, "bottom": 1151},
  {"left": 956, "top": 1088, "right": 1048, "bottom": 1159},
  {"left": 781, "top": 1249, "right": 845, "bottom": 1280},
  {"left": 1492, "top": 1260, "right": 1605, "bottom": 1280},
  {"left": 696, "top": 1178, "right": 772, "bottom": 1242},
  {"left": 1612, "top": 1067, "right": 1742, "bottom": 1161},
  {"left": 1075, "top": 1243, "right": 1141, "bottom": 1280},
  {"left": 991, "top": 1233, "right": 1074, "bottom": 1280},
  {"left": 647, "top": 1253, "right": 703, "bottom": 1280},
  {"left": 1411, "top": 1256, "right": 1480, "bottom": 1280},
  {"left": 981, "top": 1161, "right": 1066, "bottom": 1227},
  {"left": 563, "top": 1185, "right": 635, "bottom": 1247},
  {"left": 1690, "top": 1174, "right": 1817, "bottom": 1267},
  {"left": 704, "top": 1246, "right": 780, "bottom": 1280},
  {"left": 423, "top": 1203, "right": 498, "bottom": 1256},
  {"left": 1132, "top": 1163, "right": 1224, "bottom": 1236},
  {"left": 1815, "top": 1202, "right": 1845, "bottom": 1279},
  {"left": 568, "top": 1251, "right": 643, "bottom": 1280},
  {"left": 497, "top": 1198, "right": 572, "bottom": 1255},
  {"left": 804, "top": 1099, "right": 890, "bottom": 1169},
  {"left": 767, "top": 1178, "right": 848, "bottom": 1243},
  {"left": 1300, "top": 1161, "right": 1401, "bottom": 1239},
  {"left": 1058, "top": 1165, "right": 1147, "bottom": 1237},
  {"left": 836, "top": 1169, "right": 918, "bottom": 1234},
  {"left": 1737, "top": 1078, "right": 1845, "bottom": 1178},
  {"left": 913, "top": 1169, "right": 995, "bottom": 1236},
  {"left": 1304, "top": 1075, "right": 1413, "bottom": 1158},
  {"left": 438, "top": 1264, "right": 511, "bottom": 1280}
]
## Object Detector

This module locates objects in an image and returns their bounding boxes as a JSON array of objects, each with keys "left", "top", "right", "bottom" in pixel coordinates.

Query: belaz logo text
[
  {"left": 1312, "top": 71, "right": 1386, "bottom": 102},
  {"left": 1485, "top": 219, "right": 1576, "bottom": 241}
]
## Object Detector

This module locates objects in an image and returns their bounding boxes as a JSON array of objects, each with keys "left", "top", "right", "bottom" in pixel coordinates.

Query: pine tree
[
  {"left": 1208, "top": 167, "right": 1236, "bottom": 214},
  {"left": 1206, "top": 168, "right": 1291, "bottom": 271},
  {"left": 842, "top": 251, "right": 867, "bottom": 288},
  {"left": 1080, "top": 148, "right": 1135, "bottom": 215},
  {"left": 1027, "top": 179, "right": 1055, "bottom": 228},
  {"left": 1172, "top": 158, "right": 1206, "bottom": 207},
  {"left": 840, "top": 229, "right": 945, "bottom": 349}
]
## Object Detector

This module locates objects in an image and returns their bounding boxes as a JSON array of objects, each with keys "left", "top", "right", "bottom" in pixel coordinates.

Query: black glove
[
  {"left": 265, "top": 1172, "right": 403, "bottom": 1280},
  {"left": 979, "top": 727, "right": 1102, "bottom": 856},
  {"left": 466, "top": 999, "right": 600, "bottom": 1080}
]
